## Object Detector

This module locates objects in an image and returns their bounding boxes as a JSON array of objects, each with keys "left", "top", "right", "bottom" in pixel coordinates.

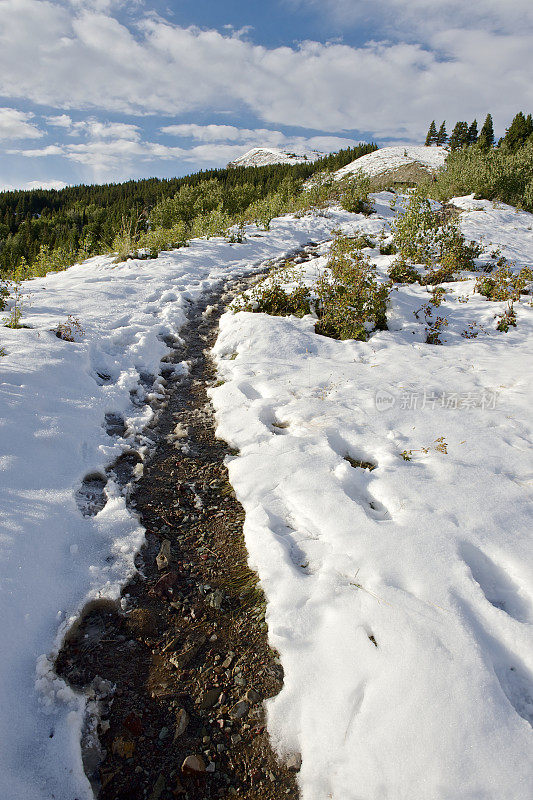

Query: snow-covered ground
[
  {"left": 335, "top": 144, "right": 447, "bottom": 180},
  {"left": 0, "top": 189, "right": 532, "bottom": 800},
  {"left": 0, "top": 211, "right": 352, "bottom": 800},
  {"left": 227, "top": 146, "right": 320, "bottom": 168},
  {"left": 211, "top": 194, "right": 533, "bottom": 799}
]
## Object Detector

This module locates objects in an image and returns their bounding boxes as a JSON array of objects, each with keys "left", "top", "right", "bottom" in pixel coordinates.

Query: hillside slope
[
  {"left": 228, "top": 147, "right": 320, "bottom": 168},
  {"left": 335, "top": 144, "right": 447, "bottom": 179}
]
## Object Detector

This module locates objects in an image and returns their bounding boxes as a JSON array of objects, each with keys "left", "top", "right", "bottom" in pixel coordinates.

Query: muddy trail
[{"left": 55, "top": 249, "right": 320, "bottom": 800}]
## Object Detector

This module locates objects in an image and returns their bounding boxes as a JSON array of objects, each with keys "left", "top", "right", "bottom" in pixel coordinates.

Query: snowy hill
[
  {"left": 227, "top": 147, "right": 320, "bottom": 168},
  {"left": 335, "top": 144, "right": 447, "bottom": 180},
  {"left": 1, "top": 192, "right": 532, "bottom": 799}
]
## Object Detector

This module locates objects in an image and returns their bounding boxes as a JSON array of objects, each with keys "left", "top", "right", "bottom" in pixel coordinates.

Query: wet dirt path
[{"left": 55, "top": 258, "right": 318, "bottom": 800}]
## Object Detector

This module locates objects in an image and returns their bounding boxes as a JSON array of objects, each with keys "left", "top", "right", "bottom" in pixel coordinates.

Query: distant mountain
[
  {"left": 334, "top": 145, "right": 447, "bottom": 180},
  {"left": 227, "top": 147, "right": 322, "bottom": 168}
]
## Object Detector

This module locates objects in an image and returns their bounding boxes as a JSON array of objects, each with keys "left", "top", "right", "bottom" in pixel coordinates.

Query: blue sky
[{"left": 0, "top": 0, "right": 531, "bottom": 190}]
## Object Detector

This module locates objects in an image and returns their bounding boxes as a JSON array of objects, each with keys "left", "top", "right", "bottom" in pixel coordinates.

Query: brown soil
[{"left": 55, "top": 252, "right": 319, "bottom": 800}]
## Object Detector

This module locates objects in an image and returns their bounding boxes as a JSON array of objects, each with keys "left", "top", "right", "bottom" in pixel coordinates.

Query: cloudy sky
[{"left": 0, "top": 0, "right": 531, "bottom": 190}]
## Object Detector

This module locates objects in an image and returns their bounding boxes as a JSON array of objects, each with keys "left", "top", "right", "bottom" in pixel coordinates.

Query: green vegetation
[
  {"left": 238, "top": 233, "right": 391, "bottom": 342},
  {"left": 390, "top": 189, "right": 481, "bottom": 283},
  {"left": 0, "top": 143, "right": 377, "bottom": 279}
]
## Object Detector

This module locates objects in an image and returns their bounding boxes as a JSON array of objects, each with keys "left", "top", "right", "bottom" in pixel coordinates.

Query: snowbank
[
  {"left": 211, "top": 195, "right": 533, "bottom": 799},
  {"left": 0, "top": 210, "right": 354, "bottom": 799},
  {"left": 335, "top": 144, "right": 447, "bottom": 180},
  {"left": 228, "top": 147, "right": 319, "bottom": 168}
]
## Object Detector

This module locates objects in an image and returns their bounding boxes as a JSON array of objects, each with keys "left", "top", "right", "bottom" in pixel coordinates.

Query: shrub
[
  {"left": 475, "top": 264, "right": 532, "bottom": 301},
  {"left": 388, "top": 260, "right": 421, "bottom": 283},
  {"left": 315, "top": 234, "right": 390, "bottom": 340},
  {"left": 243, "top": 283, "right": 311, "bottom": 317},
  {"left": 339, "top": 177, "right": 374, "bottom": 215},
  {"left": 392, "top": 190, "right": 482, "bottom": 280},
  {"left": 138, "top": 221, "right": 190, "bottom": 254},
  {"left": 32, "top": 244, "right": 75, "bottom": 277},
  {"left": 55, "top": 315, "right": 85, "bottom": 342},
  {"left": 431, "top": 141, "right": 533, "bottom": 212}
]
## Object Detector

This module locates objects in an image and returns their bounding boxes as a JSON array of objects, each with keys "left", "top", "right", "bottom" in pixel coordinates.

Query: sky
[{"left": 0, "top": 0, "right": 531, "bottom": 190}]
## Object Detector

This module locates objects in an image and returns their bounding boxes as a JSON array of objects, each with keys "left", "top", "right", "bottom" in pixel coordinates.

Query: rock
[
  {"left": 244, "top": 688, "right": 261, "bottom": 705},
  {"left": 148, "top": 773, "right": 166, "bottom": 800},
  {"left": 158, "top": 726, "right": 169, "bottom": 740},
  {"left": 206, "top": 589, "right": 224, "bottom": 610},
  {"left": 156, "top": 539, "right": 172, "bottom": 571},
  {"left": 174, "top": 708, "right": 189, "bottom": 739},
  {"left": 181, "top": 754, "right": 206, "bottom": 775},
  {"left": 221, "top": 654, "right": 234, "bottom": 669},
  {"left": 229, "top": 700, "right": 249, "bottom": 720},
  {"left": 286, "top": 753, "right": 302, "bottom": 772},
  {"left": 150, "top": 571, "right": 180, "bottom": 598},
  {"left": 170, "top": 635, "right": 206, "bottom": 669},
  {"left": 198, "top": 688, "right": 221, "bottom": 710}
]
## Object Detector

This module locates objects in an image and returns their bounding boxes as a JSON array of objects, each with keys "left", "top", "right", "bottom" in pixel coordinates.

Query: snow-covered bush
[
  {"left": 391, "top": 190, "right": 481, "bottom": 280},
  {"left": 315, "top": 234, "right": 390, "bottom": 340}
]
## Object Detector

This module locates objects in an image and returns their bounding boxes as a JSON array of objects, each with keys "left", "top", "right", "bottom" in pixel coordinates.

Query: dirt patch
[{"left": 55, "top": 268, "right": 306, "bottom": 800}]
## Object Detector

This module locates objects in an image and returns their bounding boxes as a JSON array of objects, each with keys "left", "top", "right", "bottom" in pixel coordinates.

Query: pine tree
[
  {"left": 478, "top": 114, "right": 495, "bottom": 149},
  {"left": 425, "top": 120, "right": 438, "bottom": 146},
  {"left": 467, "top": 120, "right": 478, "bottom": 145},
  {"left": 449, "top": 121, "right": 469, "bottom": 150},
  {"left": 503, "top": 112, "right": 533, "bottom": 150},
  {"left": 436, "top": 121, "right": 447, "bottom": 146}
]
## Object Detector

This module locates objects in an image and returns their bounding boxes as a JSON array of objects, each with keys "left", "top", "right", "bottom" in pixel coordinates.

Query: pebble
[
  {"left": 174, "top": 708, "right": 189, "bottom": 738},
  {"left": 229, "top": 700, "right": 249, "bottom": 720},
  {"left": 198, "top": 688, "right": 221, "bottom": 710},
  {"left": 244, "top": 688, "right": 261, "bottom": 705},
  {"left": 181, "top": 754, "right": 206, "bottom": 775},
  {"left": 156, "top": 539, "right": 172, "bottom": 571},
  {"left": 286, "top": 753, "right": 302, "bottom": 772}
]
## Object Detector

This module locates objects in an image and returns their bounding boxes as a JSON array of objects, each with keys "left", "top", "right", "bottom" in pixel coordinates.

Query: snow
[
  {"left": 1, "top": 191, "right": 532, "bottom": 799},
  {"left": 335, "top": 144, "right": 447, "bottom": 180},
  {"left": 210, "top": 195, "right": 533, "bottom": 799},
  {"left": 0, "top": 210, "right": 353, "bottom": 800},
  {"left": 227, "top": 147, "right": 320, "bottom": 168}
]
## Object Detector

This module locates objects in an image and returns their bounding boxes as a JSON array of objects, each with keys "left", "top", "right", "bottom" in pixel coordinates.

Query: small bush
[
  {"left": 339, "top": 177, "right": 374, "bottom": 215},
  {"left": 392, "top": 190, "right": 482, "bottom": 281},
  {"left": 388, "top": 260, "right": 421, "bottom": 283},
  {"left": 315, "top": 234, "right": 390, "bottom": 340},
  {"left": 246, "top": 283, "right": 311, "bottom": 317},
  {"left": 379, "top": 241, "right": 397, "bottom": 256},
  {"left": 55, "top": 315, "right": 85, "bottom": 342},
  {"left": 475, "top": 264, "right": 532, "bottom": 301}
]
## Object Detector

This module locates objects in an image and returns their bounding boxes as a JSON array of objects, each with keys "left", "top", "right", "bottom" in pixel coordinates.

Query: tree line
[
  {"left": 0, "top": 143, "right": 377, "bottom": 277},
  {"left": 425, "top": 111, "right": 533, "bottom": 152}
]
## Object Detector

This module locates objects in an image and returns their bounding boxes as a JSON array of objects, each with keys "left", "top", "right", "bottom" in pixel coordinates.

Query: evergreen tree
[
  {"left": 448, "top": 121, "right": 469, "bottom": 150},
  {"left": 425, "top": 120, "right": 438, "bottom": 146},
  {"left": 478, "top": 114, "right": 495, "bottom": 149},
  {"left": 436, "top": 121, "right": 447, "bottom": 146},
  {"left": 467, "top": 120, "right": 478, "bottom": 145},
  {"left": 503, "top": 112, "right": 533, "bottom": 150}
]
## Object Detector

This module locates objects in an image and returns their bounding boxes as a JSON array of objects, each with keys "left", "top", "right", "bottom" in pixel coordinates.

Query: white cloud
[
  {"left": 0, "top": 1, "right": 530, "bottom": 146},
  {"left": 45, "top": 114, "right": 73, "bottom": 128},
  {"left": 70, "top": 119, "right": 142, "bottom": 139},
  {"left": 8, "top": 124, "right": 358, "bottom": 182},
  {"left": 288, "top": 0, "right": 533, "bottom": 37},
  {"left": 0, "top": 107, "right": 43, "bottom": 140}
]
